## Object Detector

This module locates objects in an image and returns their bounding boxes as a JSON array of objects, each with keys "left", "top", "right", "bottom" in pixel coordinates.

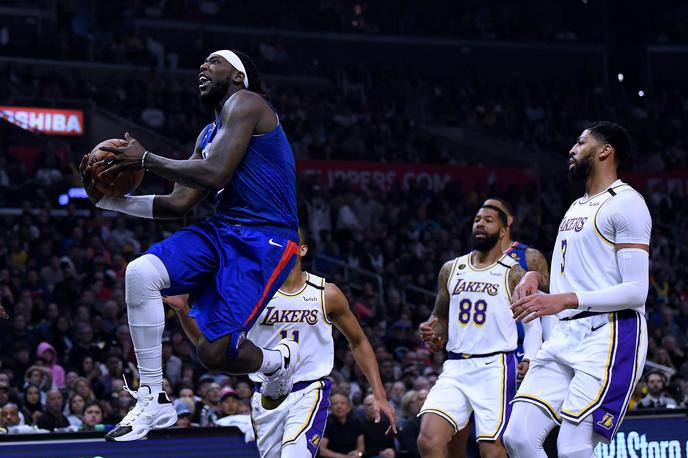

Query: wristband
[
  {"left": 142, "top": 151, "right": 151, "bottom": 170},
  {"left": 96, "top": 195, "right": 155, "bottom": 219}
]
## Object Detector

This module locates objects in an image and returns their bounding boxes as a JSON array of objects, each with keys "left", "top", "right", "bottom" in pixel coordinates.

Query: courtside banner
[
  {"left": 298, "top": 160, "right": 538, "bottom": 192},
  {"left": 594, "top": 414, "right": 688, "bottom": 458},
  {"left": 0, "top": 106, "right": 85, "bottom": 136}
]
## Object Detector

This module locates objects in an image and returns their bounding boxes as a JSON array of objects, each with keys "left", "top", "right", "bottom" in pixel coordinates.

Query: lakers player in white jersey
[
  {"left": 164, "top": 230, "right": 397, "bottom": 458},
  {"left": 504, "top": 121, "right": 651, "bottom": 458},
  {"left": 417, "top": 205, "right": 543, "bottom": 458},
  {"left": 449, "top": 197, "right": 551, "bottom": 458}
]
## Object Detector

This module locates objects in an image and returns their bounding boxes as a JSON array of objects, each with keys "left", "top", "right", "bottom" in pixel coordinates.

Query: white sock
[
  {"left": 259, "top": 347, "right": 283, "bottom": 375},
  {"left": 125, "top": 254, "right": 170, "bottom": 394}
]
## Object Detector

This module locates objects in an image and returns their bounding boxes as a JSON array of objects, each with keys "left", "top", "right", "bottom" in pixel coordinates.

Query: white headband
[{"left": 210, "top": 50, "right": 249, "bottom": 88}]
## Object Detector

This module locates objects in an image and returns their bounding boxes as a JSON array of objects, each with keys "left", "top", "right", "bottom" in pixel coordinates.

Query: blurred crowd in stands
[
  {"left": 2, "top": 60, "right": 687, "bottom": 171},
  {"left": 3, "top": 0, "right": 688, "bottom": 50}
]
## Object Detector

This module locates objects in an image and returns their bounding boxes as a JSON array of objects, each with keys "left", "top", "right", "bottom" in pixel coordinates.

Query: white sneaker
[
  {"left": 105, "top": 381, "right": 177, "bottom": 442},
  {"left": 261, "top": 339, "right": 299, "bottom": 400}
]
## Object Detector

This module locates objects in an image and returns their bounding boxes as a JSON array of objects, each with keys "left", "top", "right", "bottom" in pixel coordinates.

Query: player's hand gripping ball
[{"left": 87, "top": 137, "right": 144, "bottom": 197}]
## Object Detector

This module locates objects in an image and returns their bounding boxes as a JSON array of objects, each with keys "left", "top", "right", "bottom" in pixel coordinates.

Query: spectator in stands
[
  {"left": 668, "top": 374, "right": 688, "bottom": 408},
  {"left": 234, "top": 380, "right": 253, "bottom": 401},
  {"left": 219, "top": 387, "right": 240, "bottom": 417},
  {"left": 36, "top": 342, "right": 65, "bottom": 389},
  {"left": 198, "top": 382, "right": 221, "bottom": 427},
  {"left": 1, "top": 403, "right": 21, "bottom": 428},
  {"left": 21, "top": 384, "right": 43, "bottom": 425},
  {"left": 389, "top": 381, "right": 406, "bottom": 420},
  {"left": 174, "top": 398, "right": 194, "bottom": 428},
  {"left": 74, "top": 377, "right": 96, "bottom": 403},
  {"left": 321, "top": 393, "right": 365, "bottom": 458},
  {"left": 80, "top": 401, "right": 104, "bottom": 431},
  {"left": 359, "top": 394, "right": 396, "bottom": 458},
  {"left": 0, "top": 381, "right": 11, "bottom": 409},
  {"left": 36, "top": 389, "right": 69, "bottom": 431},
  {"left": 66, "top": 393, "right": 85, "bottom": 427},
  {"left": 396, "top": 390, "right": 423, "bottom": 458},
  {"left": 24, "top": 365, "right": 53, "bottom": 394},
  {"left": 637, "top": 371, "right": 678, "bottom": 409}
]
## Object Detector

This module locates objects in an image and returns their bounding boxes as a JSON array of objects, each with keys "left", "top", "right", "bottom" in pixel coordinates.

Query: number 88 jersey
[{"left": 446, "top": 253, "right": 519, "bottom": 355}]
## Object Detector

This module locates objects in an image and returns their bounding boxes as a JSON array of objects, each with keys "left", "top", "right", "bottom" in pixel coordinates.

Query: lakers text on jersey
[{"left": 419, "top": 254, "right": 518, "bottom": 441}]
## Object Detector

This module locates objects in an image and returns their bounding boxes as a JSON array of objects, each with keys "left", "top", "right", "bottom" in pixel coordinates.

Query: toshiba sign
[{"left": 0, "top": 106, "right": 85, "bottom": 136}]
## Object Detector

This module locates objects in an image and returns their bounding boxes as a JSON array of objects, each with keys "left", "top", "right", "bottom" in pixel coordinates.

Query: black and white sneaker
[
  {"left": 261, "top": 339, "right": 299, "bottom": 401},
  {"left": 105, "top": 379, "right": 177, "bottom": 442}
]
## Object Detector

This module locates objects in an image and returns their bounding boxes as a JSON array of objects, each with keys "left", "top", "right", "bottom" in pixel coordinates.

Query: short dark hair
[
  {"left": 233, "top": 51, "right": 268, "bottom": 99},
  {"left": 480, "top": 205, "right": 508, "bottom": 226},
  {"left": 586, "top": 121, "right": 632, "bottom": 166}
]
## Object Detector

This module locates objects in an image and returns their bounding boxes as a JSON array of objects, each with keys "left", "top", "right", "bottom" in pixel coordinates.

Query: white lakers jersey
[
  {"left": 446, "top": 253, "right": 519, "bottom": 355},
  {"left": 248, "top": 272, "right": 334, "bottom": 384},
  {"left": 551, "top": 180, "right": 652, "bottom": 318}
]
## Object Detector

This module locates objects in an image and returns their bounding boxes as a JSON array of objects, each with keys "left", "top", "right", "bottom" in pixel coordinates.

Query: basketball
[{"left": 88, "top": 138, "right": 144, "bottom": 197}]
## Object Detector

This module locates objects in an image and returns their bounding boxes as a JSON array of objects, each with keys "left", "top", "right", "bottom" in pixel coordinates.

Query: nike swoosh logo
[
  {"left": 516, "top": 351, "right": 525, "bottom": 358},
  {"left": 269, "top": 238, "right": 283, "bottom": 248},
  {"left": 591, "top": 323, "right": 606, "bottom": 332}
]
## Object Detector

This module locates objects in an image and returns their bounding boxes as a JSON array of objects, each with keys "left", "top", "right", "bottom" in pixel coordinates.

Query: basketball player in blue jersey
[
  {"left": 79, "top": 50, "right": 301, "bottom": 441},
  {"left": 163, "top": 229, "right": 397, "bottom": 457},
  {"left": 447, "top": 198, "right": 550, "bottom": 458}
]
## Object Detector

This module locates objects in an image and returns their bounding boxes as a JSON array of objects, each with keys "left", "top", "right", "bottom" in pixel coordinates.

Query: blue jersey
[
  {"left": 505, "top": 241, "right": 529, "bottom": 270},
  {"left": 199, "top": 109, "right": 298, "bottom": 241}
]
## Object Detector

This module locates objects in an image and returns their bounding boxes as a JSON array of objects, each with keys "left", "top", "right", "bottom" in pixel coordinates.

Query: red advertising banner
[
  {"left": 297, "top": 160, "right": 539, "bottom": 192},
  {"left": 622, "top": 170, "right": 688, "bottom": 197},
  {"left": 0, "top": 106, "right": 85, "bottom": 136}
]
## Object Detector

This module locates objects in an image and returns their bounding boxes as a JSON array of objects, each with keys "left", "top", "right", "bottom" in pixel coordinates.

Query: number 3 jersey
[
  {"left": 446, "top": 253, "right": 519, "bottom": 355},
  {"left": 550, "top": 180, "right": 652, "bottom": 319},
  {"left": 248, "top": 272, "right": 334, "bottom": 384}
]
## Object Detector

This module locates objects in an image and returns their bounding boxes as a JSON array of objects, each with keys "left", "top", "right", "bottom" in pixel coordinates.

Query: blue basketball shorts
[{"left": 146, "top": 217, "right": 299, "bottom": 356}]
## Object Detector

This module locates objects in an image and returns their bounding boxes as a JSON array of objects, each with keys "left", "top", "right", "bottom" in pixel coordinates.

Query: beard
[
  {"left": 199, "top": 79, "right": 230, "bottom": 108},
  {"left": 568, "top": 155, "right": 592, "bottom": 182},
  {"left": 472, "top": 231, "right": 500, "bottom": 252}
]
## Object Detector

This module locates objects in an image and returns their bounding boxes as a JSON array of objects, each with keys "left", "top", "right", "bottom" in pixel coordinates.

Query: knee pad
[{"left": 125, "top": 254, "right": 170, "bottom": 308}]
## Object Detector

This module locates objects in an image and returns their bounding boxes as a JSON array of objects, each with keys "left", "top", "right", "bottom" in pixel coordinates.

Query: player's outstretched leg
[{"left": 106, "top": 254, "right": 176, "bottom": 442}]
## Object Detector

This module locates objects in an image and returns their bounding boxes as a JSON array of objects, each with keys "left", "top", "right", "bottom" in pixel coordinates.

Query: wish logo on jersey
[
  {"left": 452, "top": 279, "right": 500, "bottom": 296},
  {"left": 259, "top": 306, "right": 319, "bottom": 326},
  {"left": 559, "top": 217, "right": 588, "bottom": 232}
]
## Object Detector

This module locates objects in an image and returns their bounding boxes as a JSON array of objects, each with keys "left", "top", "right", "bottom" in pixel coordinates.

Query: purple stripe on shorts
[
  {"left": 592, "top": 310, "right": 641, "bottom": 441},
  {"left": 502, "top": 351, "right": 518, "bottom": 438},
  {"left": 305, "top": 380, "right": 332, "bottom": 457}
]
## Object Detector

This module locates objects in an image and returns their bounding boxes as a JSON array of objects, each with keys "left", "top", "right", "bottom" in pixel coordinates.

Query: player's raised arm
[
  {"left": 419, "top": 260, "right": 453, "bottom": 352},
  {"left": 98, "top": 91, "right": 263, "bottom": 191},
  {"left": 326, "top": 283, "right": 397, "bottom": 434},
  {"left": 80, "top": 132, "right": 207, "bottom": 220},
  {"left": 525, "top": 247, "right": 550, "bottom": 293}
]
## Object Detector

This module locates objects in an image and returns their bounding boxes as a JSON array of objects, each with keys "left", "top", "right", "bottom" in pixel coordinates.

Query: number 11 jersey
[{"left": 248, "top": 272, "right": 334, "bottom": 384}]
